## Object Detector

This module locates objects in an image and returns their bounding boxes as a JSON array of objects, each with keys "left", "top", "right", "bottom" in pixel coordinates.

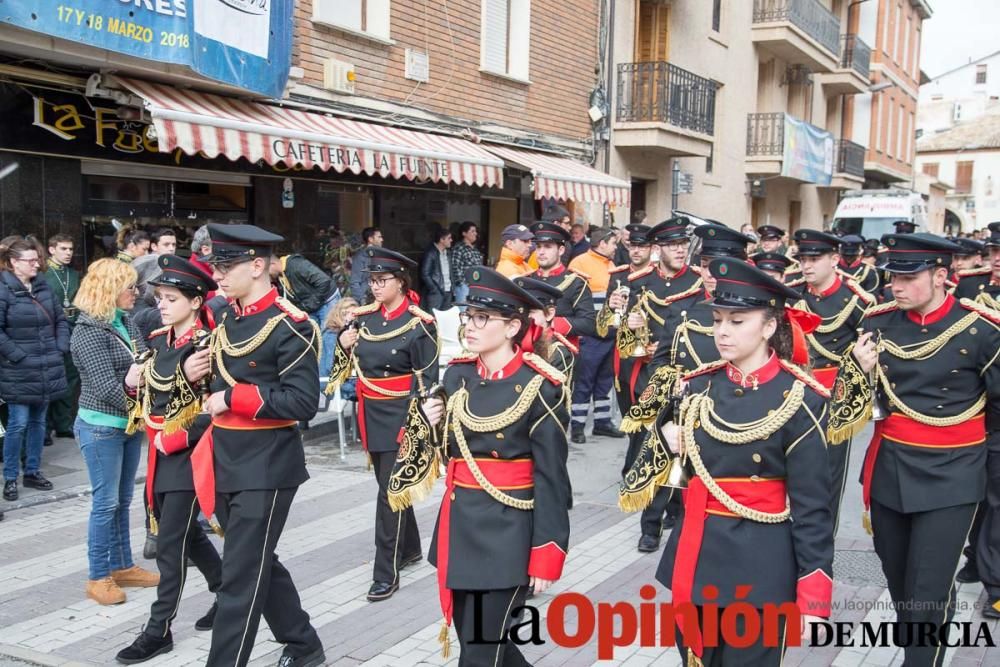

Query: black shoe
[
  {"left": 593, "top": 423, "right": 624, "bottom": 439},
  {"left": 143, "top": 534, "right": 157, "bottom": 560},
  {"left": 55, "top": 431, "right": 75, "bottom": 439},
  {"left": 571, "top": 427, "right": 586, "bottom": 444},
  {"left": 956, "top": 559, "right": 980, "bottom": 584},
  {"left": 400, "top": 552, "right": 423, "bottom": 569},
  {"left": 637, "top": 534, "right": 661, "bottom": 553},
  {"left": 277, "top": 646, "right": 325, "bottom": 667},
  {"left": 3, "top": 480, "right": 16, "bottom": 501},
  {"left": 366, "top": 580, "right": 398, "bottom": 602},
  {"left": 194, "top": 602, "right": 217, "bottom": 631},
  {"left": 22, "top": 473, "right": 53, "bottom": 490},
  {"left": 662, "top": 514, "right": 677, "bottom": 531},
  {"left": 115, "top": 631, "right": 173, "bottom": 664},
  {"left": 43, "top": 433, "right": 53, "bottom": 447}
]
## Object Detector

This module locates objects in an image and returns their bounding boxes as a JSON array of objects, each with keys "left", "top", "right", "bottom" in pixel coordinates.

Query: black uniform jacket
[
  {"left": 954, "top": 266, "right": 999, "bottom": 310},
  {"left": 529, "top": 263, "right": 596, "bottom": 341},
  {"left": 656, "top": 356, "right": 835, "bottom": 612},
  {"left": 209, "top": 289, "right": 320, "bottom": 492},
  {"left": 839, "top": 260, "right": 881, "bottom": 294},
  {"left": 861, "top": 296, "right": 1000, "bottom": 513},
  {"left": 428, "top": 350, "right": 571, "bottom": 589},
  {"left": 794, "top": 275, "right": 874, "bottom": 381},
  {"left": 146, "top": 324, "right": 211, "bottom": 495},
  {"left": 334, "top": 297, "right": 439, "bottom": 454}
]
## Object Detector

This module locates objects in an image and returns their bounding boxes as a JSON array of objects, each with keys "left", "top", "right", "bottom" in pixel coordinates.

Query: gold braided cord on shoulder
[
  {"left": 447, "top": 388, "right": 535, "bottom": 511},
  {"left": 866, "top": 300, "right": 899, "bottom": 317},
  {"left": 876, "top": 366, "right": 986, "bottom": 426},
  {"left": 557, "top": 273, "right": 578, "bottom": 292},
  {"left": 879, "top": 311, "right": 979, "bottom": 360},
  {"left": 645, "top": 281, "right": 703, "bottom": 307},
  {"left": 640, "top": 291, "right": 666, "bottom": 326},
  {"left": 816, "top": 295, "right": 860, "bottom": 333},
  {"left": 359, "top": 317, "right": 421, "bottom": 342},
  {"left": 451, "top": 376, "right": 543, "bottom": 431},
  {"left": 682, "top": 394, "right": 790, "bottom": 523},
  {"left": 779, "top": 359, "right": 831, "bottom": 398},
  {"left": 976, "top": 292, "right": 1000, "bottom": 312},
  {"left": 212, "top": 315, "right": 288, "bottom": 387},
  {"left": 143, "top": 350, "right": 175, "bottom": 393},
  {"left": 694, "top": 382, "right": 805, "bottom": 445}
]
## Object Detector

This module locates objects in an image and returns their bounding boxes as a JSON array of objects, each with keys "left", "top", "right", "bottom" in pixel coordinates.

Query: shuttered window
[
  {"left": 922, "top": 163, "right": 939, "bottom": 178},
  {"left": 955, "top": 161, "right": 974, "bottom": 194},
  {"left": 481, "top": 0, "right": 530, "bottom": 80},
  {"left": 635, "top": 1, "right": 670, "bottom": 62}
]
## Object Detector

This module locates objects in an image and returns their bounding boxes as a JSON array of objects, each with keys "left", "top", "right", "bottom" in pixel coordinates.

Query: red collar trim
[
  {"left": 659, "top": 264, "right": 688, "bottom": 280},
  {"left": 840, "top": 258, "right": 862, "bottom": 270},
  {"left": 809, "top": 275, "right": 842, "bottom": 298},
  {"left": 233, "top": 288, "right": 278, "bottom": 317},
  {"left": 906, "top": 293, "right": 955, "bottom": 326},
  {"left": 476, "top": 347, "right": 523, "bottom": 380},
  {"left": 170, "top": 324, "right": 197, "bottom": 349},
  {"left": 538, "top": 263, "right": 566, "bottom": 278},
  {"left": 381, "top": 297, "right": 410, "bottom": 321},
  {"left": 726, "top": 352, "right": 781, "bottom": 389}
]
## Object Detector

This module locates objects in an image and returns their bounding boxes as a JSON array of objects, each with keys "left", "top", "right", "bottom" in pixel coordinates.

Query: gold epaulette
[
  {"left": 786, "top": 276, "right": 806, "bottom": 288},
  {"left": 448, "top": 352, "right": 478, "bottom": 365},
  {"left": 779, "top": 359, "right": 830, "bottom": 399},
  {"left": 523, "top": 351, "right": 565, "bottom": 385},
  {"left": 958, "top": 266, "right": 992, "bottom": 278},
  {"left": 557, "top": 272, "right": 580, "bottom": 292},
  {"left": 551, "top": 331, "right": 579, "bottom": 354},
  {"left": 570, "top": 268, "right": 591, "bottom": 281},
  {"left": 866, "top": 300, "right": 899, "bottom": 318},
  {"left": 661, "top": 281, "right": 704, "bottom": 305},
  {"left": 784, "top": 260, "right": 801, "bottom": 275},
  {"left": 275, "top": 296, "right": 309, "bottom": 322},
  {"left": 608, "top": 264, "right": 630, "bottom": 275},
  {"left": 960, "top": 298, "right": 1000, "bottom": 325},
  {"left": 149, "top": 325, "right": 171, "bottom": 338},
  {"left": 627, "top": 265, "right": 655, "bottom": 281},
  {"left": 682, "top": 358, "right": 729, "bottom": 382},
  {"left": 351, "top": 302, "right": 381, "bottom": 317},
  {"left": 844, "top": 277, "right": 876, "bottom": 306},
  {"left": 408, "top": 304, "right": 436, "bottom": 324}
]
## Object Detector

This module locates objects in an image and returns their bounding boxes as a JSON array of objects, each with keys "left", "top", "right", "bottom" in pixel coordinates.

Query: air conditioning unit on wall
[{"left": 323, "top": 58, "right": 356, "bottom": 94}]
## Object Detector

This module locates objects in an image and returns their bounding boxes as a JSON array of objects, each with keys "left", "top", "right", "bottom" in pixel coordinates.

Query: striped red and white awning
[
  {"left": 484, "top": 144, "right": 630, "bottom": 206},
  {"left": 116, "top": 78, "right": 504, "bottom": 189}
]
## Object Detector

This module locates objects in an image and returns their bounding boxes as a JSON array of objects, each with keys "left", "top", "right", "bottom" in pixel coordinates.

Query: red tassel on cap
[{"left": 784, "top": 308, "right": 821, "bottom": 366}]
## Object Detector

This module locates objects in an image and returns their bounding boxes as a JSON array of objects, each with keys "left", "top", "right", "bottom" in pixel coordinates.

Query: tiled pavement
[{"left": 1, "top": 426, "right": 998, "bottom": 666}]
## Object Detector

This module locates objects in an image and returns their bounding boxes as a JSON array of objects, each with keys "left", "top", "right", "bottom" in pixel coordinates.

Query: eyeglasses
[
  {"left": 459, "top": 312, "right": 510, "bottom": 329},
  {"left": 658, "top": 239, "right": 690, "bottom": 249},
  {"left": 213, "top": 259, "right": 251, "bottom": 275},
  {"left": 367, "top": 276, "right": 397, "bottom": 288},
  {"left": 12, "top": 257, "right": 40, "bottom": 265}
]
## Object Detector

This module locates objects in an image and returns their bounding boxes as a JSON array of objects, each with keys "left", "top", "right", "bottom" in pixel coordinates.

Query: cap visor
[{"left": 878, "top": 260, "right": 936, "bottom": 274}]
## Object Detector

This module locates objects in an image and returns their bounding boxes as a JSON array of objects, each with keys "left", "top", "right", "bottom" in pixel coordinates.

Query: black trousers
[
  {"left": 623, "top": 432, "right": 678, "bottom": 538},
  {"left": 145, "top": 490, "right": 223, "bottom": 638},
  {"left": 47, "top": 353, "right": 79, "bottom": 435},
  {"left": 206, "top": 488, "right": 321, "bottom": 667},
  {"left": 870, "top": 499, "right": 977, "bottom": 667},
  {"left": 371, "top": 450, "right": 421, "bottom": 584},
  {"left": 828, "top": 436, "right": 853, "bottom": 536},
  {"left": 677, "top": 606, "right": 788, "bottom": 666},
  {"left": 453, "top": 586, "right": 531, "bottom": 667},
  {"left": 973, "top": 440, "right": 1000, "bottom": 601}
]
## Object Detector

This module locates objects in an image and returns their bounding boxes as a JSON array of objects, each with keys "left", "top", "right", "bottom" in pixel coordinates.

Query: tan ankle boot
[
  {"left": 111, "top": 565, "right": 160, "bottom": 588},
  {"left": 86, "top": 577, "right": 126, "bottom": 605}
]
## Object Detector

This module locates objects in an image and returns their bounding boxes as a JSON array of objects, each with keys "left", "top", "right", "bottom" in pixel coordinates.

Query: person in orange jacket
[{"left": 495, "top": 225, "right": 534, "bottom": 278}]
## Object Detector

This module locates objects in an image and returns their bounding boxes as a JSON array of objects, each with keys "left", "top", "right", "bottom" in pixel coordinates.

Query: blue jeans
[
  {"left": 75, "top": 417, "right": 143, "bottom": 580},
  {"left": 3, "top": 402, "right": 48, "bottom": 481}
]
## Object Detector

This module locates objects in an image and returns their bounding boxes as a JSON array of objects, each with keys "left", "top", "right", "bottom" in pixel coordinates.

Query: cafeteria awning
[
  {"left": 116, "top": 77, "right": 504, "bottom": 188},
  {"left": 483, "top": 144, "right": 630, "bottom": 206}
]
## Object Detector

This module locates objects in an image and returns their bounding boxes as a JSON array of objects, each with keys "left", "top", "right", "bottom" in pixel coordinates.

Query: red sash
[
  {"left": 861, "top": 412, "right": 986, "bottom": 512},
  {"left": 812, "top": 366, "right": 838, "bottom": 390},
  {"left": 190, "top": 413, "right": 297, "bottom": 520},
  {"left": 144, "top": 416, "right": 164, "bottom": 511},
  {"left": 671, "top": 477, "right": 787, "bottom": 658},
  {"left": 438, "top": 458, "right": 534, "bottom": 628},
  {"left": 356, "top": 374, "right": 413, "bottom": 450}
]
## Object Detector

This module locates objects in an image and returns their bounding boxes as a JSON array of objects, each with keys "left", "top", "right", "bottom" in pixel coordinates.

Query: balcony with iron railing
[
  {"left": 745, "top": 112, "right": 839, "bottom": 183},
  {"left": 818, "top": 34, "right": 872, "bottom": 94},
  {"left": 751, "top": 0, "right": 842, "bottom": 73},
  {"left": 840, "top": 34, "right": 871, "bottom": 77},
  {"left": 613, "top": 61, "right": 717, "bottom": 158},
  {"left": 836, "top": 139, "right": 865, "bottom": 178}
]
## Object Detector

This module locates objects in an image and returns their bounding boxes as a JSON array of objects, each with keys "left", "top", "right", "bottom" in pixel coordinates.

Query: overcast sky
[{"left": 920, "top": 0, "right": 1000, "bottom": 78}]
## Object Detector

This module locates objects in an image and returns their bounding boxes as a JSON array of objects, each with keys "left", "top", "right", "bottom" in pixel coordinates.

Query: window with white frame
[
  {"left": 313, "top": 0, "right": 391, "bottom": 42},
  {"left": 481, "top": 0, "right": 531, "bottom": 81}
]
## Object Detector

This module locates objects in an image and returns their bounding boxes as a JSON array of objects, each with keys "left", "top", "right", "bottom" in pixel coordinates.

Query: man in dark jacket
[
  {"left": 349, "top": 228, "right": 383, "bottom": 302},
  {"left": 419, "top": 227, "right": 453, "bottom": 309},
  {"left": 269, "top": 253, "right": 335, "bottom": 322},
  {"left": 0, "top": 238, "right": 68, "bottom": 501},
  {"left": 43, "top": 233, "right": 80, "bottom": 439}
]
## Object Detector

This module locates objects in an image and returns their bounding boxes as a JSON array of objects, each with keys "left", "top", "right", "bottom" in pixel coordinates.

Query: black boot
[
  {"left": 571, "top": 424, "right": 586, "bottom": 444},
  {"left": 956, "top": 559, "right": 980, "bottom": 584},
  {"left": 194, "top": 601, "right": 217, "bottom": 631},
  {"left": 277, "top": 645, "right": 325, "bottom": 667},
  {"left": 142, "top": 533, "right": 157, "bottom": 560},
  {"left": 115, "top": 631, "right": 173, "bottom": 664},
  {"left": 22, "top": 473, "right": 53, "bottom": 490},
  {"left": 3, "top": 479, "right": 16, "bottom": 501},
  {"left": 592, "top": 421, "right": 624, "bottom": 438},
  {"left": 637, "top": 534, "right": 660, "bottom": 552},
  {"left": 366, "top": 580, "right": 398, "bottom": 602}
]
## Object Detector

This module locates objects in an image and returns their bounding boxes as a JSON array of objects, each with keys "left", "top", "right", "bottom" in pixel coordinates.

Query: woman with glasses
[
  {"left": 327, "top": 247, "right": 438, "bottom": 602},
  {"left": 71, "top": 259, "right": 159, "bottom": 606},
  {"left": 0, "top": 236, "right": 69, "bottom": 502},
  {"left": 388, "top": 266, "right": 571, "bottom": 664}
]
